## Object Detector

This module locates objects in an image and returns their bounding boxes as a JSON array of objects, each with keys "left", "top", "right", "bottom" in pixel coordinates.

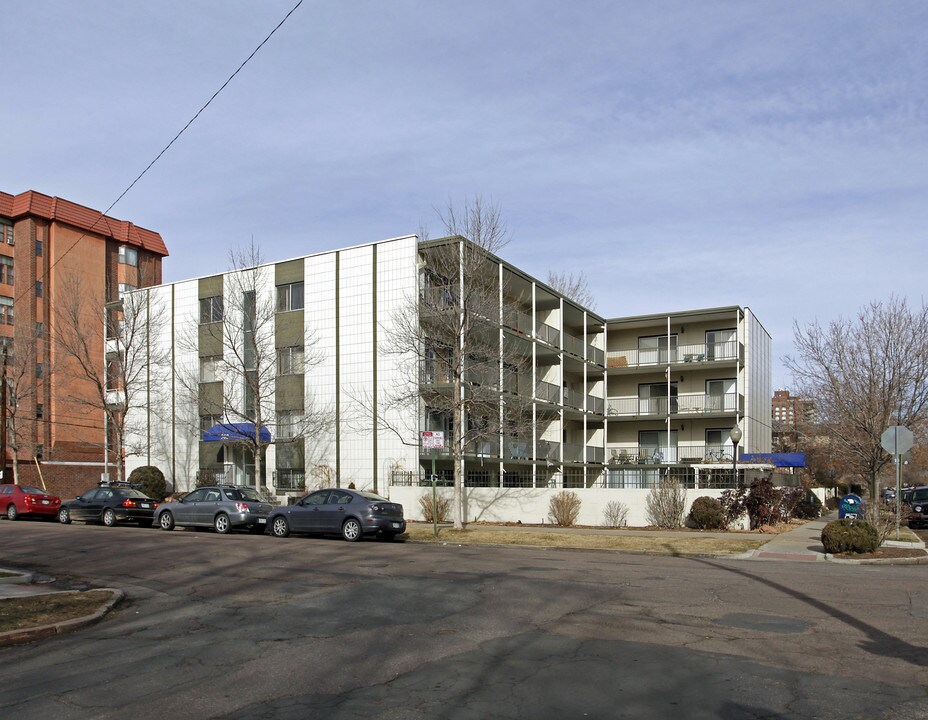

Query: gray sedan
[
  {"left": 155, "top": 485, "right": 274, "bottom": 534},
  {"left": 267, "top": 488, "right": 405, "bottom": 542}
]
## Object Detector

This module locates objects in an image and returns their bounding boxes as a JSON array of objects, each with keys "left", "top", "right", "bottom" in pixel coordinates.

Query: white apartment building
[{"left": 125, "top": 234, "right": 772, "bottom": 524}]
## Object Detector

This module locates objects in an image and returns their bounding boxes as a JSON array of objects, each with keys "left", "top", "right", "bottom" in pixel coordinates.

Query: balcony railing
[
  {"left": 606, "top": 445, "right": 742, "bottom": 465},
  {"left": 563, "top": 331, "right": 584, "bottom": 358},
  {"left": 606, "top": 340, "right": 741, "bottom": 369},
  {"left": 562, "top": 386, "right": 583, "bottom": 409},
  {"left": 562, "top": 442, "right": 583, "bottom": 463},
  {"left": 588, "top": 345, "right": 605, "bottom": 366},
  {"left": 586, "top": 445, "right": 605, "bottom": 464},
  {"left": 535, "top": 321, "right": 560, "bottom": 346},
  {"left": 536, "top": 380, "right": 560, "bottom": 403},
  {"left": 606, "top": 393, "right": 741, "bottom": 417},
  {"left": 502, "top": 307, "right": 533, "bottom": 335},
  {"left": 273, "top": 469, "right": 306, "bottom": 491},
  {"left": 587, "top": 395, "right": 605, "bottom": 415},
  {"left": 420, "top": 285, "right": 458, "bottom": 310}
]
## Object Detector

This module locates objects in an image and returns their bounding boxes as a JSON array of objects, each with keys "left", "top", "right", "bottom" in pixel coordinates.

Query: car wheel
[
  {"left": 102, "top": 508, "right": 117, "bottom": 527},
  {"left": 58, "top": 508, "right": 71, "bottom": 524},
  {"left": 159, "top": 512, "right": 175, "bottom": 531},
  {"left": 342, "top": 518, "right": 362, "bottom": 542},
  {"left": 271, "top": 516, "right": 290, "bottom": 538},
  {"left": 6, "top": 504, "right": 17, "bottom": 521},
  {"left": 214, "top": 513, "right": 231, "bottom": 534}
]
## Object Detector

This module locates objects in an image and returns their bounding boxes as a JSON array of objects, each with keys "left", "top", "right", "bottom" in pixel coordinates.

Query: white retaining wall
[{"left": 387, "top": 485, "right": 829, "bottom": 529}]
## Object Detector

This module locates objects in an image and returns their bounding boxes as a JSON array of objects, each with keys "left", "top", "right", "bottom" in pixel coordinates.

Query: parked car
[
  {"left": 267, "top": 488, "right": 405, "bottom": 542},
  {"left": 155, "top": 485, "right": 273, "bottom": 534},
  {"left": 0, "top": 484, "right": 61, "bottom": 520},
  {"left": 58, "top": 483, "right": 159, "bottom": 527},
  {"left": 906, "top": 486, "right": 928, "bottom": 529}
]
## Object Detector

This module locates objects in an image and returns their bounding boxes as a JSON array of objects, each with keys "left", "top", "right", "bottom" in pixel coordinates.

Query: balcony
[
  {"left": 585, "top": 445, "right": 605, "bottom": 464},
  {"left": 502, "top": 307, "right": 533, "bottom": 335},
  {"left": 105, "top": 389, "right": 126, "bottom": 410},
  {"left": 606, "top": 340, "right": 742, "bottom": 369},
  {"left": 535, "top": 380, "right": 560, "bottom": 403},
  {"left": 606, "top": 392, "right": 742, "bottom": 418},
  {"left": 535, "top": 321, "right": 560, "bottom": 347},
  {"left": 606, "top": 445, "right": 742, "bottom": 465},
  {"left": 563, "top": 331, "right": 584, "bottom": 358},
  {"left": 420, "top": 285, "right": 458, "bottom": 311},
  {"left": 504, "top": 438, "right": 557, "bottom": 461}
]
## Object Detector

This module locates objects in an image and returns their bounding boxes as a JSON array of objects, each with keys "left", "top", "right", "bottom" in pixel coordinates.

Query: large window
[
  {"left": 706, "top": 328, "right": 737, "bottom": 360},
  {"left": 276, "top": 282, "right": 304, "bottom": 312},
  {"left": 277, "top": 411, "right": 303, "bottom": 439},
  {"left": 199, "top": 296, "right": 223, "bottom": 324},
  {"left": 1, "top": 220, "right": 13, "bottom": 245},
  {"left": 118, "top": 245, "right": 139, "bottom": 267},
  {"left": 199, "top": 355, "right": 222, "bottom": 383},
  {"left": 638, "top": 334, "right": 677, "bottom": 364},
  {"left": 277, "top": 346, "right": 305, "bottom": 375},
  {"left": 638, "top": 382, "right": 677, "bottom": 414},
  {"left": 0, "top": 256, "right": 12, "bottom": 285}
]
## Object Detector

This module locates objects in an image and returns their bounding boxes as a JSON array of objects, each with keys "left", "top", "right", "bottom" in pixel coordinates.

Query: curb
[
  {"left": 0, "top": 588, "right": 125, "bottom": 647},
  {"left": 405, "top": 538, "right": 764, "bottom": 559},
  {"left": 0, "top": 568, "right": 33, "bottom": 585},
  {"left": 824, "top": 553, "right": 928, "bottom": 566}
]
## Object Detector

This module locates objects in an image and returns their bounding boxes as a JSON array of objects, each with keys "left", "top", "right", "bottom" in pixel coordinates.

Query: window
[
  {"left": 36, "top": 322, "right": 44, "bottom": 338},
  {"left": 35, "top": 444, "right": 43, "bottom": 459},
  {"left": 35, "top": 240, "right": 42, "bottom": 257},
  {"left": 1, "top": 220, "right": 12, "bottom": 245},
  {"left": 35, "top": 280, "right": 42, "bottom": 297},
  {"left": 0, "top": 256, "right": 12, "bottom": 285},
  {"left": 199, "top": 296, "right": 223, "bottom": 324},
  {"left": 117, "top": 283, "right": 136, "bottom": 299},
  {"left": 276, "top": 281, "right": 304, "bottom": 312},
  {"left": 277, "top": 411, "right": 303, "bottom": 439},
  {"left": 277, "top": 346, "right": 305, "bottom": 375},
  {"left": 0, "top": 337, "right": 12, "bottom": 355},
  {"left": 0, "top": 296, "right": 12, "bottom": 325},
  {"left": 36, "top": 363, "right": 43, "bottom": 378},
  {"left": 36, "top": 403, "right": 44, "bottom": 419},
  {"left": 199, "top": 356, "right": 221, "bottom": 383},
  {"left": 638, "top": 334, "right": 678, "bottom": 364},
  {"left": 118, "top": 245, "right": 138, "bottom": 267}
]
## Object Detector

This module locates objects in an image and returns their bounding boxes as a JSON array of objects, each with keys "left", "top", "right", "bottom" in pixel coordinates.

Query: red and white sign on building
[{"left": 421, "top": 431, "right": 445, "bottom": 449}]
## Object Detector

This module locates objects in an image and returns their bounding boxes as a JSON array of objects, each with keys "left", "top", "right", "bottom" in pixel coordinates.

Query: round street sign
[{"left": 881, "top": 425, "right": 913, "bottom": 456}]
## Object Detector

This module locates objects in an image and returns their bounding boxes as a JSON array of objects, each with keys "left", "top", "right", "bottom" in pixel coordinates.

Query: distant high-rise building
[{"left": 771, "top": 389, "right": 813, "bottom": 449}]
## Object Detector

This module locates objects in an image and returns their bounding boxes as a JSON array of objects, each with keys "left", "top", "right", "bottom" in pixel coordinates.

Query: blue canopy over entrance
[{"left": 202, "top": 423, "right": 271, "bottom": 443}]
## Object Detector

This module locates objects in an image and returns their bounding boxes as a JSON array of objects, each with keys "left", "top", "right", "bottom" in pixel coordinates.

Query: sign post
[
  {"left": 881, "top": 425, "right": 914, "bottom": 540},
  {"left": 421, "top": 431, "right": 445, "bottom": 537}
]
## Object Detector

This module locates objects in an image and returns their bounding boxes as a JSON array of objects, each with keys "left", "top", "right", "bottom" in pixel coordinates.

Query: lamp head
[{"left": 729, "top": 426, "right": 743, "bottom": 444}]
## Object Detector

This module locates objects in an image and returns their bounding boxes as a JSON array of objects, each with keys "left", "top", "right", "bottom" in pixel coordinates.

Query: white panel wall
[{"left": 304, "top": 253, "right": 338, "bottom": 478}]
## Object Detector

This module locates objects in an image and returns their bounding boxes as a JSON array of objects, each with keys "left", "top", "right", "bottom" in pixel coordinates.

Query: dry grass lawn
[
  {"left": 0, "top": 590, "right": 115, "bottom": 632},
  {"left": 405, "top": 526, "right": 766, "bottom": 556}
]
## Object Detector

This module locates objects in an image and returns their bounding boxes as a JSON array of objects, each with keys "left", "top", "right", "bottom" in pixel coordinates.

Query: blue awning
[
  {"left": 202, "top": 423, "right": 271, "bottom": 443},
  {"left": 740, "top": 452, "right": 806, "bottom": 468}
]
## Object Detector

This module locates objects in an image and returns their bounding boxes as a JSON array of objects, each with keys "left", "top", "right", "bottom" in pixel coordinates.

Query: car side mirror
[{"left": 75, "top": 496, "right": 83, "bottom": 501}]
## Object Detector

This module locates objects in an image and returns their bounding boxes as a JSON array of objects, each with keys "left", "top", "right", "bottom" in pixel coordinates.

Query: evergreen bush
[
  {"left": 688, "top": 496, "right": 726, "bottom": 530},
  {"left": 128, "top": 466, "right": 167, "bottom": 501},
  {"left": 820, "top": 519, "right": 879, "bottom": 554}
]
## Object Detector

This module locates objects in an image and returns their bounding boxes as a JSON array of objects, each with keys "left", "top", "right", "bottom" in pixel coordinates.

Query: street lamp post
[{"left": 730, "top": 425, "right": 742, "bottom": 486}]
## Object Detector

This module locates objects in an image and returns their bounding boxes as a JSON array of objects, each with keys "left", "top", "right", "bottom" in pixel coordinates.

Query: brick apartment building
[
  {"left": 772, "top": 389, "right": 813, "bottom": 450},
  {"left": 0, "top": 190, "right": 167, "bottom": 498}
]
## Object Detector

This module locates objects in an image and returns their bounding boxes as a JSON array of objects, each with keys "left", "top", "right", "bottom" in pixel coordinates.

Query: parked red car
[{"left": 0, "top": 483, "right": 62, "bottom": 520}]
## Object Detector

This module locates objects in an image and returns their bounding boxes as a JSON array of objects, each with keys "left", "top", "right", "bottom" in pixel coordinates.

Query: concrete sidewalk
[{"left": 750, "top": 514, "right": 833, "bottom": 561}]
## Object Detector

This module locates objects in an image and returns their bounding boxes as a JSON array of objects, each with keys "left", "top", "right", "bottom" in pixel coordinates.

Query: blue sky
[{"left": 5, "top": 1, "right": 927, "bottom": 388}]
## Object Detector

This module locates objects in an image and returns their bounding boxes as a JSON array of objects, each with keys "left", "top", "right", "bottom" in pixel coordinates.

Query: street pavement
[{"left": 1, "top": 519, "right": 927, "bottom": 719}]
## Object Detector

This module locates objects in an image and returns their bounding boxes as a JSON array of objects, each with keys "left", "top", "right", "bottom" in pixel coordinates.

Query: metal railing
[
  {"left": 420, "top": 285, "right": 458, "bottom": 310},
  {"left": 606, "top": 340, "right": 741, "bottom": 369},
  {"left": 605, "top": 445, "right": 743, "bottom": 465},
  {"left": 588, "top": 345, "right": 605, "bottom": 366},
  {"left": 273, "top": 469, "right": 306, "bottom": 491},
  {"left": 586, "top": 445, "right": 605, "bottom": 463},
  {"left": 502, "top": 307, "right": 533, "bottom": 335},
  {"left": 535, "top": 380, "right": 560, "bottom": 403},
  {"left": 535, "top": 321, "right": 560, "bottom": 346},
  {"left": 562, "top": 386, "right": 583, "bottom": 409},
  {"left": 587, "top": 395, "right": 605, "bottom": 415},
  {"left": 606, "top": 393, "right": 741, "bottom": 417},
  {"left": 563, "top": 331, "right": 584, "bottom": 358}
]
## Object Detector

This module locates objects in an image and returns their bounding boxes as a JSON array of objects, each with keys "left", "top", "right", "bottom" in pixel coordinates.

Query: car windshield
[
  {"left": 359, "top": 491, "right": 388, "bottom": 502},
  {"left": 20, "top": 486, "right": 45, "bottom": 494},
  {"left": 224, "top": 488, "right": 263, "bottom": 502}
]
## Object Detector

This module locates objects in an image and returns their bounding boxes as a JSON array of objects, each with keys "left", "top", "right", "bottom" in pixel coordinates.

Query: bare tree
[
  {"left": 384, "top": 198, "right": 535, "bottom": 529},
  {"left": 54, "top": 274, "right": 166, "bottom": 483},
  {"left": 3, "top": 331, "right": 43, "bottom": 484},
  {"left": 181, "top": 240, "right": 330, "bottom": 495},
  {"left": 784, "top": 296, "right": 928, "bottom": 508},
  {"left": 546, "top": 270, "right": 595, "bottom": 310}
]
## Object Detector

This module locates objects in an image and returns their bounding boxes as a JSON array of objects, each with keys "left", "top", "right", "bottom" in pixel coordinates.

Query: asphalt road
[{"left": 1, "top": 520, "right": 926, "bottom": 719}]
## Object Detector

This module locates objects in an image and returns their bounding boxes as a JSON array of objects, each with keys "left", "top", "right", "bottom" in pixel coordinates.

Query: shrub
[
  {"left": 128, "top": 466, "right": 167, "bottom": 501},
  {"left": 418, "top": 493, "right": 452, "bottom": 523},
  {"left": 820, "top": 519, "right": 879, "bottom": 554},
  {"left": 602, "top": 500, "right": 629, "bottom": 528},
  {"left": 720, "top": 477, "right": 807, "bottom": 530},
  {"left": 549, "top": 490, "right": 582, "bottom": 526},
  {"left": 688, "top": 496, "right": 726, "bottom": 530},
  {"left": 793, "top": 491, "right": 823, "bottom": 520},
  {"left": 646, "top": 478, "right": 686, "bottom": 529}
]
